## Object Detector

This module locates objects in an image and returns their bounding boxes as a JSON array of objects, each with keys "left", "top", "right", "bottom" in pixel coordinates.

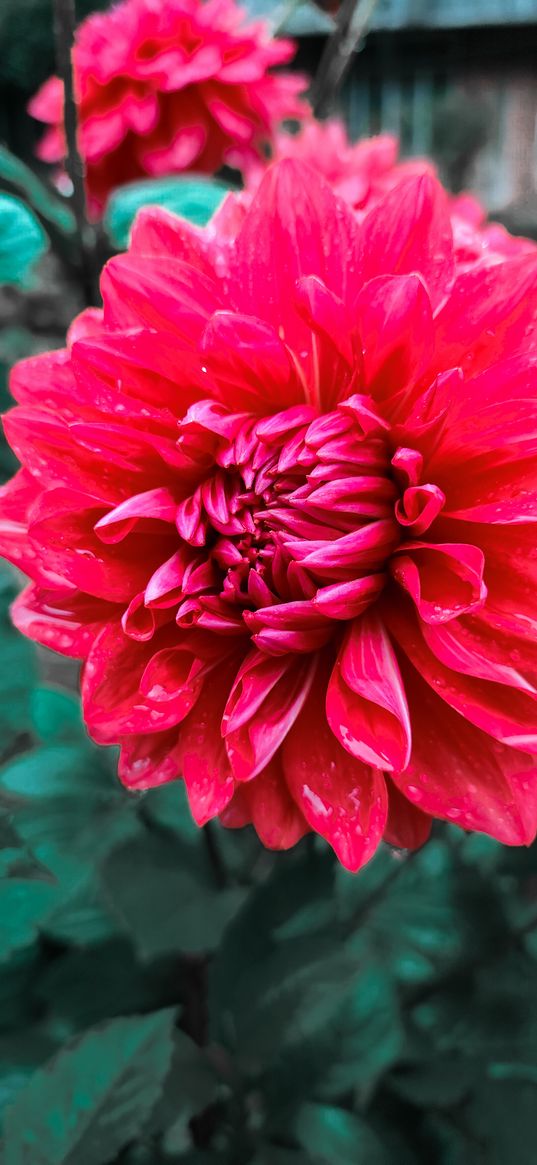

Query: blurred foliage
[
  {"left": 0, "top": 553, "right": 537, "bottom": 1161},
  {"left": 0, "top": 0, "right": 108, "bottom": 92},
  {"left": 0, "top": 194, "right": 47, "bottom": 286},
  {"left": 104, "top": 178, "right": 231, "bottom": 251}
]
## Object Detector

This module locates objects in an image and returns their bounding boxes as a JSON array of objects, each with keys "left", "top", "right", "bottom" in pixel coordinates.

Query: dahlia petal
[
  {"left": 118, "top": 728, "right": 181, "bottom": 791},
  {"left": 387, "top": 601, "right": 537, "bottom": 754},
  {"left": 139, "top": 645, "right": 206, "bottom": 703},
  {"left": 83, "top": 623, "right": 203, "bottom": 743},
  {"left": 66, "top": 308, "right": 105, "bottom": 347},
  {"left": 356, "top": 274, "right": 434, "bottom": 403},
  {"left": 285, "top": 518, "right": 399, "bottom": 579},
  {"left": 130, "top": 206, "right": 215, "bottom": 273},
  {"left": 283, "top": 668, "right": 388, "bottom": 872},
  {"left": 223, "top": 650, "right": 317, "bottom": 781},
  {"left": 243, "top": 757, "right": 309, "bottom": 850},
  {"left": 390, "top": 542, "right": 487, "bottom": 624},
  {"left": 294, "top": 275, "right": 354, "bottom": 366},
  {"left": 358, "top": 174, "right": 454, "bottom": 311},
  {"left": 392, "top": 663, "right": 537, "bottom": 845},
  {"left": 326, "top": 612, "right": 411, "bottom": 771},
  {"left": 94, "top": 487, "right": 179, "bottom": 543},
  {"left": 421, "top": 613, "right": 537, "bottom": 695},
  {"left": 29, "top": 488, "right": 172, "bottom": 603},
  {"left": 384, "top": 778, "right": 432, "bottom": 850},
  {"left": 201, "top": 311, "right": 302, "bottom": 410},
  {"left": 72, "top": 330, "right": 211, "bottom": 417},
  {"left": 395, "top": 483, "right": 445, "bottom": 534},
  {"left": 177, "top": 674, "right": 237, "bottom": 826},
  {"left": 231, "top": 159, "right": 361, "bottom": 353},
  {"left": 11, "top": 584, "right": 115, "bottom": 658},
  {"left": 101, "top": 256, "right": 222, "bottom": 341},
  {"left": 122, "top": 592, "right": 159, "bottom": 642},
  {"left": 441, "top": 452, "right": 537, "bottom": 524},
  {"left": 432, "top": 254, "right": 537, "bottom": 377},
  {"left": 0, "top": 470, "right": 42, "bottom": 579},
  {"left": 313, "top": 574, "right": 386, "bottom": 620}
]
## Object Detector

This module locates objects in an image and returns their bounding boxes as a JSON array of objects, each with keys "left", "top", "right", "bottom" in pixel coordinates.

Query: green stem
[{"left": 53, "top": 0, "right": 99, "bottom": 304}]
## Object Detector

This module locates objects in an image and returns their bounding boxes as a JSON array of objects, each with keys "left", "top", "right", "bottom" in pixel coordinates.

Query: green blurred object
[
  {"left": 104, "top": 176, "right": 232, "bottom": 250},
  {"left": 0, "top": 193, "right": 47, "bottom": 286}
]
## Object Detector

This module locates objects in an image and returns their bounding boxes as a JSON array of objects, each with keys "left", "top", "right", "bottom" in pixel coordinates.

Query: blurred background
[{"left": 3, "top": 0, "right": 537, "bottom": 231}]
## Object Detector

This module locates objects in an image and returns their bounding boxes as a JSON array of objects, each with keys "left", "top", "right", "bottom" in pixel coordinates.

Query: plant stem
[
  {"left": 53, "top": 0, "right": 98, "bottom": 303},
  {"left": 311, "top": 0, "right": 378, "bottom": 119}
]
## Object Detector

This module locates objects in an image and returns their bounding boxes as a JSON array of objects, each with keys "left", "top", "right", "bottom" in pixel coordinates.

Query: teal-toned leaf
[
  {"left": 101, "top": 832, "right": 244, "bottom": 959},
  {"left": 0, "top": 145, "right": 75, "bottom": 236},
  {"left": 210, "top": 847, "right": 341, "bottom": 1068},
  {"left": 0, "top": 742, "right": 138, "bottom": 882},
  {"left": 36, "top": 939, "right": 179, "bottom": 1037},
  {"left": 294, "top": 1103, "right": 387, "bottom": 1165},
  {"left": 104, "top": 176, "right": 230, "bottom": 249},
  {"left": 3, "top": 1010, "right": 176, "bottom": 1165},
  {"left": 147, "top": 1030, "right": 217, "bottom": 1141},
  {"left": 467, "top": 1079, "right": 537, "bottom": 1165},
  {"left": 0, "top": 568, "right": 38, "bottom": 750},
  {"left": 1, "top": 878, "right": 57, "bottom": 963},
  {"left": 253, "top": 1150, "right": 314, "bottom": 1165},
  {"left": 0, "top": 194, "right": 47, "bottom": 285},
  {"left": 0, "top": 1030, "right": 58, "bottom": 1128},
  {"left": 338, "top": 842, "right": 498, "bottom": 986},
  {"left": 30, "top": 686, "right": 83, "bottom": 744}
]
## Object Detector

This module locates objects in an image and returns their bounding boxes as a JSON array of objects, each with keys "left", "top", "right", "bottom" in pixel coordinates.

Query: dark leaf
[{"left": 3, "top": 1010, "right": 176, "bottom": 1165}]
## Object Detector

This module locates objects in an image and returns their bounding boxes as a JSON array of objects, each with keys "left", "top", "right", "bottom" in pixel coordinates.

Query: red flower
[
  {"left": 29, "top": 0, "right": 308, "bottom": 216},
  {"left": 3, "top": 159, "right": 537, "bottom": 871}
]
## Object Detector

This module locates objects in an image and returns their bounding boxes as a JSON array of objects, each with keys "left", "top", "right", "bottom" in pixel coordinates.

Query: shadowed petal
[{"left": 326, "top": 612, "right": 411, "bottom": 771}]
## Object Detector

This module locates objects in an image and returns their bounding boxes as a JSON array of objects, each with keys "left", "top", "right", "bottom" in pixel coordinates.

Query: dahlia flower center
[{"left": 156, "top": 395, "right": 446, "bottom": 652}]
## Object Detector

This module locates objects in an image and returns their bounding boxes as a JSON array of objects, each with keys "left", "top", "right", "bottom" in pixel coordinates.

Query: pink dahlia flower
[
  {"left": 3, "top": 160, "right": 537, "bottom": 871},
  {"left": 28, "top": 0, "right": 308, "bottom": 217}
]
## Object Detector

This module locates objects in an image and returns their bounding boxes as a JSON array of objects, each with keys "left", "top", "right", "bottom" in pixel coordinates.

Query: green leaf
[
  {"left": 0, "top": 193, "right": 47, "bottom": 285},
  {"left": 101, "top": 831, "right": 244, "bottom": 959},
  {"left": 104, "top": 176, "right": 230, "bottom": 249},
  {"left": 0, "top": 742, "right": 138, "bottom": 881},
  {"left": 294, "top": 1104, "right": 387, "bottom": 1165},
  {"left": 147, "top": 1030, "right": 217, "bottom": 1141},
  {"left": 36, "top": 939, "right": 179, "bottom": 1037},
  {"left": 0, "top": 145, "right": 75, "bottom": 236},
  {"left": 1, "top": 878, "right": 57, "bottom": 963},
  {"left": 339, "top": 842, "right": 498, "bottom": 985},
  {"left": 210, "top": 847, "right": 340, "bottom": 1068},
  {"left": 0, "top": 569, "right": 38, "bottom": 750},
  {"left": 467, "top": 1079, "right": 537, "bottom": 1165},
  {"left": 3, "top": 1010, "right": 176, "bottom": 1165},
  {"left": 0, "top": 1030, "right": 58, "bottom": 1128},
  {"left": 30, "top": 686, "right": 83, "bottom": 744}
]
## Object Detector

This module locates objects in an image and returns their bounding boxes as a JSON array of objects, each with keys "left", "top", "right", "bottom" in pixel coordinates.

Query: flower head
[
  {"left": 3, "top": 159, "right": 537, "bottom": 870},
  {"left": 29, "top": 0, "right": 308, "bottom": 216}
]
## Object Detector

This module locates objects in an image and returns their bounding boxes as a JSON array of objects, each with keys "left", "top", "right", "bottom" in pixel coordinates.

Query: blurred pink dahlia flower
[
  {"left": 28, "top": 0, "right": 308, "bottom": 216},
  {"left": 3, "top": 160, "right": 537, "bottom": 871},
  {"left": 244, "top": 118, "right": 436, "bottom": 212}
]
